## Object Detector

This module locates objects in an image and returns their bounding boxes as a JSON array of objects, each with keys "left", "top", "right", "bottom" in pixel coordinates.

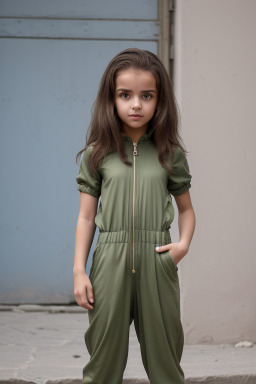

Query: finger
[
  {"left": 155, "top": 244, "right": 171, "bottom": 252},
  {"left": 76, "top": 291, "right": 94, "bottom": 310},
  {"left": 80, "top": 294, "right": 94, "bottom": 310},
  {"left": 80, "top": 285, "right": 94, "bottom": 310},
  {"left": 86, "top": 285, "right": 94, "bottom": 306},
  {"left": 74, "top": 290, "right": 81, "bottom": 306},
  {"left": 75, "top": 294, "right": 82, "bottom": 307}
]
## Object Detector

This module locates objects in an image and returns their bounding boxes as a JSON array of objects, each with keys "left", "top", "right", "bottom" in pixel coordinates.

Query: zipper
[{"left": 132, "top": 141, "right": 138, "bottom": 273}]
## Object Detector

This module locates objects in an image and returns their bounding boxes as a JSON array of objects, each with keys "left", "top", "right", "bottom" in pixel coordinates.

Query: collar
[{"left": 121, "top": 130, "right": 153, "bottom": 143}]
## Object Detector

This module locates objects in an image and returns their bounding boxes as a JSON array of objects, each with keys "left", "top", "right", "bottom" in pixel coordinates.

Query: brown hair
[{"left": 76, "top": 48, "right": 188, "bottom": 175}]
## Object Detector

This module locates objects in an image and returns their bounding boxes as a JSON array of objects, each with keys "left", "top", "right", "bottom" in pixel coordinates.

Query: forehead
[{"left": 115, "top": 69, "right": 157, "bottom": 90}]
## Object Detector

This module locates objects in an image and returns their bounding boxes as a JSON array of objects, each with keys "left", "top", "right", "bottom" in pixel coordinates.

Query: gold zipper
[{"left": 132, "top": 141, "right": 138, "bottom": 273}]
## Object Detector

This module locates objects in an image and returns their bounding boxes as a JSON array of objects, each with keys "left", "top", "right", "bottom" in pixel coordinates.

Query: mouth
[{"left": 129, "top": 114, "right": 143, "bottom": 118}]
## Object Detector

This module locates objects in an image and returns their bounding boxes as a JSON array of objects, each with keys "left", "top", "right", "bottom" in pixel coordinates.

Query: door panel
[{"left": 0, "top": 2, "right": 159, "bottom": 304}]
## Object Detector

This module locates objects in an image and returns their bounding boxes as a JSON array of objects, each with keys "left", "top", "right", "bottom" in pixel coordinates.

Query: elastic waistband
[{"left": 98, "top": 229, "right": 171, "bottom": 245}]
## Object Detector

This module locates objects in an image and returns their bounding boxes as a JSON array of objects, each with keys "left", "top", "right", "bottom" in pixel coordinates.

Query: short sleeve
[
  {"left": 167, "top": 146, "right": 192, "bottom": 196},
  {"left": 76, "top": 145, "right": 102, "bottom": 197}
]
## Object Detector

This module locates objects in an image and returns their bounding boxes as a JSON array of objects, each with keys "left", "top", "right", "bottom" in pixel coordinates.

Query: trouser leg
[
  {"left": 83, "top": 241, "right": 133, "bottom": 384},
  {"left": 133, "top": 241, "right": 185, "bottom": 384}
]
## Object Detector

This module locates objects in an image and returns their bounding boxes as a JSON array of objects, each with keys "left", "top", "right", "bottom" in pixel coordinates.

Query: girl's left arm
[
  {"left": 174, "top": 190, "right": 196, "bottom": 260},
  {"left": 156, "top": 190, "right": 196, "bottom": 265}
]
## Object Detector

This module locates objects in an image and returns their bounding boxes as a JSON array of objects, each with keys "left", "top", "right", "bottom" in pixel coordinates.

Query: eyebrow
[{"left": 116, "top": 88, "right": 157, "bottom": 93}]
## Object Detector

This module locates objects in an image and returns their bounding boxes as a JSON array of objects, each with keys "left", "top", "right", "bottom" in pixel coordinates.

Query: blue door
[{"left": 0, "top": 0, "right": 161, "bottom": 303}]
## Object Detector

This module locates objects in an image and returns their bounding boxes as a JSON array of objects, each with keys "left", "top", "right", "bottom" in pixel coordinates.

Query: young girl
[{"left": 74, "top": 48, "right": 196, "bottom": 384}]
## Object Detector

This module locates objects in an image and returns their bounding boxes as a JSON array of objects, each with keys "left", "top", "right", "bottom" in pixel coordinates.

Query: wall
[{"left": 173, "top": 0, "right": 256, "bottom": 343}]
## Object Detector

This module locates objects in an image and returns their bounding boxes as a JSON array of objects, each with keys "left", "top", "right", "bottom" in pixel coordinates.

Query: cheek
[
  {"left": 147, "top": 102, "right": 157, "bottom": 116},
  {"left": 114, "top": 99, "right": 120, "bottom": 112},
  {"left": 114, "top": 100, "right": 125, "bottom": 117},
  {"left": 116, "top": 100, "right": 126, "bottom": 113}
]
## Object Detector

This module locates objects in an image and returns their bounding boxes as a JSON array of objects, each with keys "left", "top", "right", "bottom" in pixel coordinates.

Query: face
[{"left": 114, "top": 69, "right": 158, "bottom": 135}]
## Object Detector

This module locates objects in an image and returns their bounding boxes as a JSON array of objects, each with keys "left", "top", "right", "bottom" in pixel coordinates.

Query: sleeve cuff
[
  {"left": 77, "top": 184, "right": 100, "bottom": 198},
  {"left": 169, "top": 182, "right": 191, "bottom": 196}
]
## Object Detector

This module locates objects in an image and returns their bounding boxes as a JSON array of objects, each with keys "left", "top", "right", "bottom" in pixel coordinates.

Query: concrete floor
[{"left": 0, "top": 305, "right": 256, "bottom": 384}]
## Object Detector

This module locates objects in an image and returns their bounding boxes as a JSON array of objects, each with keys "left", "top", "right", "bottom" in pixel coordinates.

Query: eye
[
  {"left": 120, "top": 92, "right": 130, "bottom": 99},
  {"left": 143, "top": 93, "right": 152, "bottom": 100}
]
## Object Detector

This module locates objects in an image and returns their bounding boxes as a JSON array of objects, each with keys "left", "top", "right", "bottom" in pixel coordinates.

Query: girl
[{"left": 74, "top": 48, "right": 196, "bottom": 384}]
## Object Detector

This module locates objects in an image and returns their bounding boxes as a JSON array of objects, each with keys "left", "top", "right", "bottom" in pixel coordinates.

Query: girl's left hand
[{"left": 155, "top": 241, "right": 189, "bottom": 266}]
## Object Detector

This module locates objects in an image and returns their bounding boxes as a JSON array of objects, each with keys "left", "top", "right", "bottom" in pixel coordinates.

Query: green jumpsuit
[{"left": 76, "top": 130, "right": 192, "bottom": 384}]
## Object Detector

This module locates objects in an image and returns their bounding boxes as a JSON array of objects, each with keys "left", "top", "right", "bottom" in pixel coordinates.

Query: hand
[
  {"left": 155, "top": 241, "right": 189, "bottom": 266},
  {"left": 74, "top": 270, "right": 94, "bottom": 310}
]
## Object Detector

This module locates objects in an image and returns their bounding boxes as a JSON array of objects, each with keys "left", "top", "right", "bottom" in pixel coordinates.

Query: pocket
[
  {"left": 158, "top": 249, "right": 179, "bottom": 281},
  {"left": 89, "top": 242, "right": 102, "bottom": 281},
  {"left": 166, "top": 250, "right": 179, "bottom": 271}
]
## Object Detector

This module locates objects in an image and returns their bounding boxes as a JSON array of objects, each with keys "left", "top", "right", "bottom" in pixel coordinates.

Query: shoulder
[
  {"left": 85, "top": 144, "right": 95, "bottom": 153},
  {"left": 172, "top": 145, "right": 185, "bottom": 156},
  {"left": 170, "top": 145, "right": 187, "bottom": 163},
  {"left": 81, "top": 144, "right": 95, "bottom": 161},
  {"left": 169, "top": 145, "right": 190, "bottom": 177}
]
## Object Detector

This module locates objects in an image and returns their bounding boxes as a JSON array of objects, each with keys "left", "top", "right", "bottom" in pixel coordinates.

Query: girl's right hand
[{"left": 74, "top": 270, "right": 94, "bottom": 310}]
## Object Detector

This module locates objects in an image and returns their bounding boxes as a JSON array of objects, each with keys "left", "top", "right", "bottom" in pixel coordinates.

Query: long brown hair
[{"left": 76, "top": 48, "right": 188, "bottom": 175}]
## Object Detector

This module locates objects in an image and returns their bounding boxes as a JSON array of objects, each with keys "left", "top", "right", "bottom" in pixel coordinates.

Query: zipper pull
[{"left": 133, "top": 142, "right": 138, "bottom": 155}]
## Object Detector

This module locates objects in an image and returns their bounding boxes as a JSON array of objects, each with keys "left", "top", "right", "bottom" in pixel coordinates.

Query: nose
[{"left": 131, "top": 96, "right": 142, "bottom": 110}]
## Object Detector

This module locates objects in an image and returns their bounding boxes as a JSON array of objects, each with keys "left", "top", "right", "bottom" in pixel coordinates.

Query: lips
[{"left": 129, "top": 114, "right": 143, "bottom": 117}]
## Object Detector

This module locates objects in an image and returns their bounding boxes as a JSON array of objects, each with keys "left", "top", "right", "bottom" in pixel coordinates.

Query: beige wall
[{"left": 173, "top": 0, "right": 256, "bottom": 344}]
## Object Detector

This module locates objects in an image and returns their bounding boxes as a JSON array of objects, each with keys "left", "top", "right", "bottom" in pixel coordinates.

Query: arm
[
  {"left": 156, "top": 189, "right": 196, "bottom": 265},
  {"left": 173, "top": 189, "right": 196, "bottom": 262},
  {"left": 73, "top": 192, "right": 99, "bottom": 310}
]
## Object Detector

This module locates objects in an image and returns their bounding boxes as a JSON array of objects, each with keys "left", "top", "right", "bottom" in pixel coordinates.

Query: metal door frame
[{"left": 158, "top": 0, "right": 174, "bottom": 80}]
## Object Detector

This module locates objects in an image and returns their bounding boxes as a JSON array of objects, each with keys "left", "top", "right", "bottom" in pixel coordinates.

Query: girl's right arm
[{"left": 73, "top": 191, "right": 98, "bottom": 310}]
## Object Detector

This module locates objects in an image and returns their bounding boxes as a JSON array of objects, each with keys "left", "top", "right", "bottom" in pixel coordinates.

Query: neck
[{"left": 121, "top": 127, "right": 149, "bottom": 143}]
